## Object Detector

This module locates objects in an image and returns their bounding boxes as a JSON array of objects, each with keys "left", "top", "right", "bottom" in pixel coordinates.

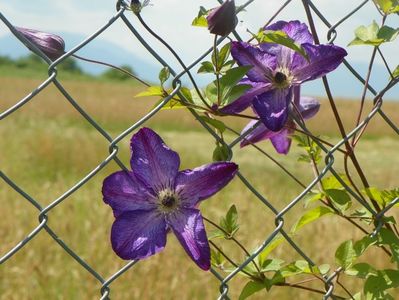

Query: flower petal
[
  {"left": 240, "top": 120, "right": 274, "bottom": 147},
  {"left": 299, "top": 96, "right": 320, "bottom": 120},
  {"left": 231, "top": 41, "right": 276, "bottom": 82},
  {"left": 264, "top": 20, "right": 313, "bottom": 45},
  {"left": 253, "top": 88, "right": 293, "bottom": 132},
  {"left": 219, "top": 79, "right": 272, "bottom": 114},
  {"left": 292, "top": 43, "right": 347, "bottom": 83},
  {"left": 102, "top": 171, "right": 156, "bottom": 218},
  {"left": 269, "top": 127, "right": 294, "bottom": 155},
  {"left": 168, "top": 208, "right": 210, "bottom": 270},
  {"left": 111, "top": 210, "right": 167, "bottom": 260},
  {"left": 175, "top": 162, "right": 238, "bottom": 207},
  {"left": 130, "top": 128, "right": 180, "bottom": 191}
]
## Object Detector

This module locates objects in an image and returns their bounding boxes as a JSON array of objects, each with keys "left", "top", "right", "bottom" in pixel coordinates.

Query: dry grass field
[{"left": 1, "top": 76, "right": 399, "bottom": 299}]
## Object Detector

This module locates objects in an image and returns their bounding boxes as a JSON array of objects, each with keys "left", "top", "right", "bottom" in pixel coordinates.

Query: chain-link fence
[{"left": 1, "top": 0, "right": 399, "bottom": 299}]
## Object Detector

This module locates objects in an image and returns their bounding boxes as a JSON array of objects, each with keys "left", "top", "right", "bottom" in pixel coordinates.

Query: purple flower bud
[
  {"left": 207, "top": 0, "right": 237, "bottom": 36},
  {"left": 15, "top": 27, "right": 65, "bottom": 61}
]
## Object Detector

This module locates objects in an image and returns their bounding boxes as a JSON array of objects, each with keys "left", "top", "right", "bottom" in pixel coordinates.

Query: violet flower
[
  {"left": 220, "top": 20, "right": 346, "bottom": 132},
  {"left": 102, "top": 128, "right": 238, "bottom": 270},
  {"left": 207, "top": 0, "right": 237, "bottom": 36},
  {"left": 240, "top": 90, "right": 320, "bottom": 154},
  {"left": 15, "top": 27, "right": 65, "bottom": 61}
]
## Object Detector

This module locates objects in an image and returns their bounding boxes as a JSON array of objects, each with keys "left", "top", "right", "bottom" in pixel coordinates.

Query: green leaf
[
  {"left": 378, "top": 228, "right": 399, "bottom": 264},
  {"left": 159, "top": 67, "right": 170, "bottom": 85},
  {"left": 364, "top": 269, "right": 399, "bottom": 298},
  {"left": 152, "top": 98, "right": 185, "bottom": 110},
  {"left": 259, "top": 258, "right": 285, "bottom": 272},
  {"left": 199, "top": 116, "right": 226, "bottom": 133},
  {"left": 192, "top": 6, "right": 208, "bottom": 27},
  {"left": 239, "top": 281, "right": 267, "bottom": 300},
  {"left": 222, "top": 84, "right": 252, "bottom": 106},
  {"left": 373, "top": 0, "right": 399, "bottom": 14},
  {"left": 257, "top": 236, "right": 285, "bottom": 267},
  {"left": 205, "top": 81, "right": 218, "bottom": 104},
  {"left": 345, "top": 263, "right": 378, "bottom": 278},
  {"left": 179, "top": 87, "right": 193, "bottom": 103},
  {"left": 210, "top": 247, "right": 225, "bottom": 268},
  {"left": 321, "top": 174, "right": 350, "bottom": 190},
  {"left": 219, "top": 65, "right": 252, "bottom": 95},
  {"left": 349, "top": 21, "right": 399, "bottom": 46},
  {"left": 257, "top": 30, "right": 308, "bottom": 59},
  {"left": 213, "top": 143, "right": 230, "bottom": 161},
  {"left": 335, "top": 240, "right": 356, "bottom": 269},
  {"left": 135, "top": 86, "right": 165, "bottom": 97},
  {"left": 354, "top": 235, "right": 377, "bottom": 257},
  {"left": 219, "top": 205, "right": 239, "bottom": 238},
  {"left": 217, "top": 43, "right": 231, "bottom": 70},
  {"left": 291, "top": 206, "right": 334, "bottom": 233},
  {"left": 303, "top": 191, "right": 323, "bottom": 208},
  {"left": 198, "top": 61, "right": 215, "bottom": 74},
  {"left": 325, "top": 189, "right": 352, "bottom": 213},
  {"left": 392, "top": 65, "right": 399, "bottom": 79}
]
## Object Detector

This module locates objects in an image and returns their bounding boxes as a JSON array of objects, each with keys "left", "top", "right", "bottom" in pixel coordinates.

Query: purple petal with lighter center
[
  {"left": 167, "top": 208, "right": 210, "bottom": 271},
  {"left": 219, "top": 79, "right": 271, "bottom": 114},
  {"left": 264, "top": 20, "right": 313, "bottom": 45},
  {"left": 175, "top": 162, "right": 238, "bottom": 207},
  {"left": 102, "top": 171, "right": 156, "bottom": 218},
  {"left": 240, "top": 120, "right": 274, "bottom": 147},
  {"left": 292, "top": 43, "right": 347, "bottom": 83},
  {"left": 231, "top": 41, "right": 276, "bottom": 82},
  {"left": 253, "top": 88, "right": 293, "bottom": 132},
  {"left": 111, "top": 210, "right": 167, "bottom": 260},
  {"left": 270, "top": 127, "right": 294, "bottom": 155},
  {"left": 130, "top": 128, "right": 180, "bottom": 191},
  {"left": 299, "top": 96, "right": 320, "bottom": 120}
]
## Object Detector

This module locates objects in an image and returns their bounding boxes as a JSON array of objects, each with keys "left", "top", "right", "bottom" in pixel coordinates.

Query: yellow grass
[{"left": 1, "top": 77, "right": 399, "bottom": 299}]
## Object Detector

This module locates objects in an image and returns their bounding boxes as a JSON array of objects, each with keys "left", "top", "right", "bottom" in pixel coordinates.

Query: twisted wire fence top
[{"left": 1, "top": 0, "right": 398, "bottom": 299}]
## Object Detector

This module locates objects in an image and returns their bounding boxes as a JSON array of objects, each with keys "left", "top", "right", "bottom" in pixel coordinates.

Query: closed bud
[
  {"left": 16, "top": 27, "right": 65, "bottom": 61},
  {"left": 207, "top": 0, "right": 237, "bottom": 36}
]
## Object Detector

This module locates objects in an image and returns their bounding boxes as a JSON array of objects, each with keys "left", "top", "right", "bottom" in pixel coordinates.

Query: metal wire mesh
[{"left": 1, "top": 0, "right": 398, "bottom": 299}]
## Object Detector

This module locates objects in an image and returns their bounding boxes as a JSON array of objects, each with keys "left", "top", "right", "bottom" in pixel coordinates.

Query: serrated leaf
[
  {"left": 325, "top": 189, "right": 352, "bottom": 213},
  {"left": 335, "top": 240, "right": 356, "bottom": 269},
  {"left": 257, "top": 30, "right": 308, "bottom": 59},
  {"left": 374, "top": 0, "right": 399, "bottom": 14},
  {"left": 291, "top": 206, "right": 334, "bottom": 233},
  {"left": 199, "top": 116, "right": 226, "bottom": 133},
  {"left": 159, "top": 67, "right": 170, "bottom": 85},
  {"left": 198, "top": 61, "right": 215, "bottom": 74},
  {"left": 239, "top": 281, "right": 267, "bottom": 300},
  {"left": 345, "top": 263, "right": 378, "bottom": 278},
  {"left": 135, "top": 86, "right": 165, "bottom": 97}
]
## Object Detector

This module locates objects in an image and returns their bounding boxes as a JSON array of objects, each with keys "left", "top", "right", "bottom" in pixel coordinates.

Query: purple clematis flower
[
  {"left": 240, "top": 90, "right": 320, "bottom": 154},
  {"left": 102, "top": 128, "right": 238, "bottom": 270},
  {"left": 220, "top": 20, "right": 346, "bottom": 132},
  {"left": 15, "top": 27, "right": 65, "bottom": 61}
]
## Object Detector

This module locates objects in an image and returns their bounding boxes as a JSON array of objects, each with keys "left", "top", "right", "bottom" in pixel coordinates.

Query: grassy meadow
[{"left": 1, "top": 74, "right": 399, "bottom": 300}]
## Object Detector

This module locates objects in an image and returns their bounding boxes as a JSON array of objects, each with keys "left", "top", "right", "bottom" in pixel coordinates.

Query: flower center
[
  {"left": 272, "top": 69, "right": 292, "bottom": 89},
  {"left": 157, "top": 189, "right": 180, "bottom": 213},
  {"left": 274, "top": 72, "right": 287, "bottom": 84}
]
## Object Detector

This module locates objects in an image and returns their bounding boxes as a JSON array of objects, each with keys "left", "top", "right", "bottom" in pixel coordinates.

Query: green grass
[{"left": 1, "top": 75, "right": 399, "bottom": 299}]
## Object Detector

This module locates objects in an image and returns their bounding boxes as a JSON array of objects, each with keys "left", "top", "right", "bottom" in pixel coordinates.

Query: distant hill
[{"left": 0, "top": 32, "right": 398, "bottom": 100}]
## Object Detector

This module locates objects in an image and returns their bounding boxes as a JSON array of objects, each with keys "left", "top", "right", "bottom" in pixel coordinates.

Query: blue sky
[{"left": 1, "top": 1, "right": 398, "bottom": 99}]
